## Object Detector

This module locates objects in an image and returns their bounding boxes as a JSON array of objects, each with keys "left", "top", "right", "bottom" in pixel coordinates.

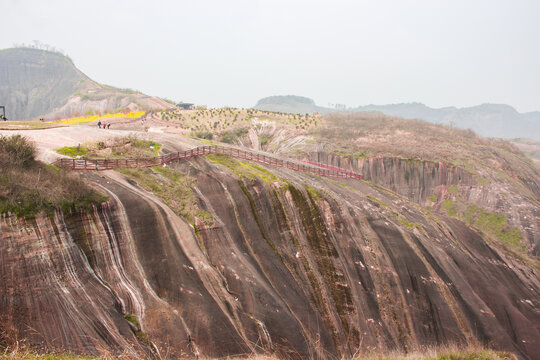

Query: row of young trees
[{"left": 13, "top": 40, "right": 73, "bottom": 62}]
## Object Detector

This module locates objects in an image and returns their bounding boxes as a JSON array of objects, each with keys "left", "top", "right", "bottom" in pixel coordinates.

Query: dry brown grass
[
  {"left": 354, "top": 343, "right": 517, "bottom": 360},
  {"left": 316, "top": 113, "right": 520, "bottom": 162},
  {"left": 310, "top": 112, "right": 538, "bottom": 182},
  {"left": 0, "top": 121, "right": 64, "bottom": 130},
  {"left": 0, "top": 135, "right": 107, "bottom": 217},
  {"left": 0, "top": 326, "right": 517, "bottom": 360}
]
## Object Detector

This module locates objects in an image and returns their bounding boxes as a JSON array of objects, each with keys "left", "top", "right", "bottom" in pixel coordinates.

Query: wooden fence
[{"left": 55, "top": 145, "right": 363, "bottom": 180}]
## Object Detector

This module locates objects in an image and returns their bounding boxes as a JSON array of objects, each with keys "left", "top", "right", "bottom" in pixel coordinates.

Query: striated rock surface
[
  {"left": 310, "top": 152, "right": 540, "bottom": 258},
  {"left": 1, "top": 155, "right": 539, "bottom": 359}
]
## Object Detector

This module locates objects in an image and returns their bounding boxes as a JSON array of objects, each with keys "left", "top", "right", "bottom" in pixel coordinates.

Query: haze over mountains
[
  {"left": 255, "top": 95, "right": 540, "bottom": 141},
  {"left": 0, "top": 47, "right": 172, "bottom": 120},
  {"left": 1, "top": 47, "right": 539, "bottom": 142}
]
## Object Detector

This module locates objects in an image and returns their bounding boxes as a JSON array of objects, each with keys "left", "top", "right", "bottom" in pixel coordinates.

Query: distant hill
[
  {"left": 0, "top": 47, "right": 173, "bottom": 120},
  {"left": 254, "top": 95, "right": 540, "bottom": 141},
  {"left": 354, "top": 102, "right": 540, "bottom": 141},
  {"left": 254, "top": 95, "right": 330, "bottom": 115}
]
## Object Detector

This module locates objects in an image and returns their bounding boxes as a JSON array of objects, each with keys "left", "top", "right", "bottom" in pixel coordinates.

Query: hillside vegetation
[
  {"left": 0, "top": 135, "right": 106, "bottom": 217},
  {"left": 0, "top": 346, "right": 517, "bottom": 360},
  {"left": 316, "top": 112, "right": 532, "bottom": 167},
  {"left": 157, "top": 107, "right": 319, "bottom": 149}
]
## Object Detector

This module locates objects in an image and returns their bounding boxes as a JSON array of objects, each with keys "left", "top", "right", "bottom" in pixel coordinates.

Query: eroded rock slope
[{"left": 1, "top": 156, "right": 539, "bottom": 359}]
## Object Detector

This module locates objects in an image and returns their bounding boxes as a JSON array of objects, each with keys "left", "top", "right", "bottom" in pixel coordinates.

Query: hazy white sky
[{"left": 3, "top": 0, "right": 540, "bottom": 111}]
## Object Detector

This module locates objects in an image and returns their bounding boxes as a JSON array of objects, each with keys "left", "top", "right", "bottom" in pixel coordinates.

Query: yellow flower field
[{"left": 48, "top": 111, "right": 145, "bottom": 125}]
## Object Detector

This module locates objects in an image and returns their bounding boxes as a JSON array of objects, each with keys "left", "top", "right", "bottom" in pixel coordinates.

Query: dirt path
[{"left": 0, "top": 125, "right": 199, "bottom": 163}]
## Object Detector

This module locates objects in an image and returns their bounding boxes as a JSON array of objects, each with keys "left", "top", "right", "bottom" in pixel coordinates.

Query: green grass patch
[
  {"left": 463, "top": 205, "right": 524, "bottom": 252},
  {"left": 123, "top": 314, "right": 140, "bottom": 328},
  {"left": 477, "top": 177, "right": 491, "bottom": 186},
  {"left": 442, "top": 200, "right": 457, "bottom": 217},
  {"left": 443, "top": 201, "right": 525, "bottom": 253},
  {"left": 259, "top": 135, "right": 271, "bottom": 146},
  {"left": 56, "top": 146, "right": 88, "bottom": 158},
  {"left": 398, "top": 217, "right": 415, "bottom": 229},
  {"left": 306, "top": 186, "right": 322, "bottom": 200},
  {"left": 428, "top": 194, "right": 437, "bottom": 202},
  {"left": 353, "top": 151, "right": 370, "bottom": 159},
  {"left": 205, "top": 153, "right": 279, "bottom": 183},
  {"left": 366, "top": 195, "right": 390, "bottom": 209},
  {"left": 117, "top": 166, "right": 212, "bottom": 226},
  {"left": 122, "top": 314, "right": 151, "bottom": 348}
]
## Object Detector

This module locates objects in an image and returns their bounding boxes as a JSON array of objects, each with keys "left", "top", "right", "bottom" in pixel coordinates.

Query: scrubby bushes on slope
[{"left": 0, "top": 135, "right": 107, "bottom": 217}]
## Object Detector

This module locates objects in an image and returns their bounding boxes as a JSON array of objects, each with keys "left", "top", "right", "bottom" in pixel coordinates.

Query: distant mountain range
[
  {"left": 0, "top": 47, "right": 173, "bottom": 120},
  {"left": 254, "top": 95, "right": 540, "bottom": 141}
]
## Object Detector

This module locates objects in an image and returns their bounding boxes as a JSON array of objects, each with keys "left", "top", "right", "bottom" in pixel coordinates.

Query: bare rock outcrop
[
  {"left": 1, "top": 156, "right": 539, "bottom": 359},
  {"left": 311, "top": 152, "right": 540, "bottom": 258}
]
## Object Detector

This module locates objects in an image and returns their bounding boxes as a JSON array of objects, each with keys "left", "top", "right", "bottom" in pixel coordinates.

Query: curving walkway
[{"left": 56, "top": 145, "right": 363, "bottom": 180}]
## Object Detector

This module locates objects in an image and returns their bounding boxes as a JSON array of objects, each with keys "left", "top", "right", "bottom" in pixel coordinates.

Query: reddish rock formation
[
  {"left": 311, "top": 152, "right": 540, "bottom": 258},
  {"left": 1, "top": 156, "right": 539, "bottom": 359}
]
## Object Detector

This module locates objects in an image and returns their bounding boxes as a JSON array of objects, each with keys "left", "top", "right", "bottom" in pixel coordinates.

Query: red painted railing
[{"left": 55, "top": 145, "right": 363, "bottom": 180}]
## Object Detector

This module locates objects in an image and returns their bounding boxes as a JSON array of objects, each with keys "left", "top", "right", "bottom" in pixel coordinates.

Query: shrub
[
  {"left": 259, "top": 135, "right": 271, "bottom": 146},
  {"left": 220, "top": 131, "right": 236, "bottom": 144},
  {"left": 0, "top": 135, "right": 36, "bottom": 167},
  {"left": 194, "top": 131, "right": 213, "bottom": 140}
]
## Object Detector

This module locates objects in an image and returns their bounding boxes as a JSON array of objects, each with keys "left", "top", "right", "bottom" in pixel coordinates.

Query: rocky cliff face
[
  {"left": 1, "top": 156, "right": 539, "bottom": 359},
  {"left": 310, "top": 152, "right": 540, "bottom": 258}
]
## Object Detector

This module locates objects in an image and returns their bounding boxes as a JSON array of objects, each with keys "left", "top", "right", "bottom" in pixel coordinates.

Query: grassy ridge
[{"left": 117, "top": 166, "right": 212, "bottom": 226}]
